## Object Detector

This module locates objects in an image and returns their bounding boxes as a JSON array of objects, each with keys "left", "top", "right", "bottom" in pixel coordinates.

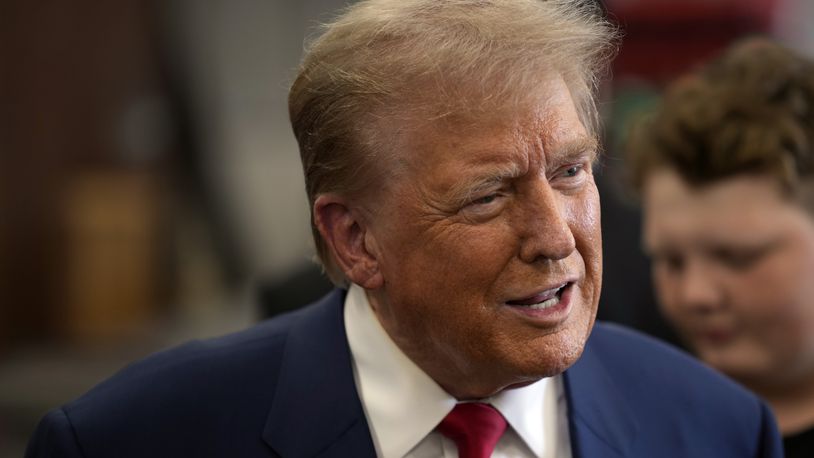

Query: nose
[
  {"left": 518, "top": 181, "right": 576, "bottom": 263},
  {"left": 678, "top": 259, "right": 725, "bottom": 313}
]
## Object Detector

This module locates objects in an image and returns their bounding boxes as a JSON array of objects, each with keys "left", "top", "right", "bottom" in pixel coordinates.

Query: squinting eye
[
  {"left": 715, "top": 249, "right": 766, "bottom": 270},
  {"left": 460, "top": 191, "right": 505, "bottom": 221},
  {"left": 471, "top": 194, "right": 497, "bottom": 205}
]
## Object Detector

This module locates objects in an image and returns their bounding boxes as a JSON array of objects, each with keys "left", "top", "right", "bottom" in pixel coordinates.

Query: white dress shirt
[{"left": 344, "top": 284, "right": 573, "bottom": 458}]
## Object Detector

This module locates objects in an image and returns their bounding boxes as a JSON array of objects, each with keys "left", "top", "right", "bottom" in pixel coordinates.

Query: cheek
[
  {"left": 569, "top": 184, "right": 600, "bottom": 232},
  {"left": 650, "top": 265, "right": 696, "bottom": 337},
  {"left": 384, "top": 217, "right": 516, "bottom": 298},
  {"left": 569, "top": 185, "right": 602, "bottom": 275},
  {"left": 740, "top": 251, "right": 814, "bottom": 338},
  {"left": 421, "top": 223, "right": 516, "bottom": 286},
  {"left": 652, "top": 269, "right": 682, "bottom": 319},
  {"left": 754, "top": 240, "right": 814, "bottom": 373}
]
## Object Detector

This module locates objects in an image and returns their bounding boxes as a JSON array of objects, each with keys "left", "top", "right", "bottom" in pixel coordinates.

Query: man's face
[
  {"left": 363, "top": 77, "right": 602, "bottom": 399},
  {"left": 644, "top": 170, "right": 814, "bottom": 387}
]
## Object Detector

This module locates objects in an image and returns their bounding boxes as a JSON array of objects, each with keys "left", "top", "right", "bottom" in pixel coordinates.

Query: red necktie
[{"left": 437, "top": 403, "right": 508, "bottom": 458}]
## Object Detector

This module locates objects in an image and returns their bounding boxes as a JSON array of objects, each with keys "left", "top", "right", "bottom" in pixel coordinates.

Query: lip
[
  {"left": 506, "top": 277, "right": 578, "bottom": 304},
  {"left": 503, "top": 281, "right": 576, "bottom": 324},
  {"left": 506, "top": 282, "right": 570, "bottom": 305},
  {"left": 696, "top": 327, "right": 736, "bottom": 345}
]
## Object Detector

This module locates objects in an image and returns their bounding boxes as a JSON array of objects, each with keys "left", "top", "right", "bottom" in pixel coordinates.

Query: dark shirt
[{"left": 784, "top": 427, "right": 814, "bottom": 458}]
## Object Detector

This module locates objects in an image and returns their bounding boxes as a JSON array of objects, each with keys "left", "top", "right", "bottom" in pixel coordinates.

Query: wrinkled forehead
[
  {"left": 364, "top": 77, "right": 594, "bottom": 196},
  {"left": 404, "top": 67, "right": 587, "bottom": 130},
  {"left": 345, "top": 69, "right": 595, "bottom": 214},
  {"left": 374, "top": 71, "right": 589, "bottom": 152}
]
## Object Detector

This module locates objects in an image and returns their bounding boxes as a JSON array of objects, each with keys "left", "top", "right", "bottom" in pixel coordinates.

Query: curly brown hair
[{"left": 627, "top": 38, "right": 814, "bottom": 203}]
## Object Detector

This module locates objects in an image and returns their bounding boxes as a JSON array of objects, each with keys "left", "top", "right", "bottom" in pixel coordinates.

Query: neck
[
  {"left": 364, "top": 288, "right": 527, "bottom": 400},
  {"left": 747, "top": 372, "right": 814, "bottom": 435}
]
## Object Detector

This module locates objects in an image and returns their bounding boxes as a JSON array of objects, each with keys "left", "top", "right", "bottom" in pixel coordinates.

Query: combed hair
[
  {"left": 289, "top": 0, "right": 618, "bottom": 285},
  {"left": 627, "top": 38, "right": 814, "bottom": 204}
]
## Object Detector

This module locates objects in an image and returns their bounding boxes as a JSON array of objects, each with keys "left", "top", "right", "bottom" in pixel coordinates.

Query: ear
[{"left": 313, "top": 194, "right": 384, "bottom": 289}]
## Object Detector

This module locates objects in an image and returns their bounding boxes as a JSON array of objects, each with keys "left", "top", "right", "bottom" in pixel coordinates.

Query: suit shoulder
[
  {"left": 588, "top": 321, "right": 697, "bottom": 364},
  {"left": 25, "top": 408, "right": 85, "bottom": 458},
  {"left": 50, "top": 290, "right": 344, "bottom": 457},
  {"left": 63, "top": 315, "right": 291, "bottom": 424},
  {"left": 584, "top": 322, "right": 776, "bottom": 447},
  {"left": 587, "top": 321, "right": 750, "bottom": 396},
  {"left": 75, "top": 306, "right": 298, "bottom": 401},
  {"left": 572, "top": 322, "right": 782, "bottom": 456},
  {"left": 74, "top": 289, "right": 346, "bottom": 400}
]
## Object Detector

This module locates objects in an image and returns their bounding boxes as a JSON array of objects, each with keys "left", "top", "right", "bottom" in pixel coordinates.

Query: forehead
[
  {"left": 395, "top": 76, "right": 592, "bottom": 169},
  {"left": 642, "top": 169, "right": 795, "bottom": 245}
]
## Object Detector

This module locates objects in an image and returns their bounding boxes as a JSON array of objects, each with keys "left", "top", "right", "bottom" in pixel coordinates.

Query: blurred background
[{"left": 0, "top": 0, "right": 811, "bottom": 455}]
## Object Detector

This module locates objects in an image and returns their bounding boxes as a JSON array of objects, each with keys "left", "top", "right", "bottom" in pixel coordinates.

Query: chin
[
  {"left": 699, "top": 353, "right": 764, "bottom": 382},
  {"left": 463, "top": 339, "right": 588, "bottom": 399},
  {"left": 541, "top": 342, "right": 586, "bottom": 376},
  {"left": 520, "top": 328, "right": 591, "bottom": 379}
]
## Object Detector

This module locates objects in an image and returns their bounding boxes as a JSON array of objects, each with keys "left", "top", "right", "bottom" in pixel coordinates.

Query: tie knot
[{"left": 437, "top": 403, "right": 508, "bottom": 458}]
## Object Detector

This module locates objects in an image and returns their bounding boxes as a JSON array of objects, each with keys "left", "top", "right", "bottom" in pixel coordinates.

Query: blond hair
[{"left": 289, "top": 0, "right": 618, "bottom": 285}]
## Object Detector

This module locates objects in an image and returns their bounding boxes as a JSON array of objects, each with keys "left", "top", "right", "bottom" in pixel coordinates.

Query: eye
[
  {"left": 459, "top": 189, "right": 508, "bottom": 221},
  {"left": 550, "top": 163, "right": 588, "bottom": 190},
  {"left": 713, "top": 247, "right": 769, "bottom": 271},
  {"left": 471, "top": 194, "right": 498, "bottom": 205},
  {"left": 563, "top": 165, "right": 582, "bottom": 177},
  {"left": 653, "top": 252, "right": 684, "bottom": 273}
]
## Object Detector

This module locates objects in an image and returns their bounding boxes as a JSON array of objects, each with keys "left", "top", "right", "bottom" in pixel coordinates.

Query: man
[{"left": 27, "top": 1, "right": 782, "bottom": 457}]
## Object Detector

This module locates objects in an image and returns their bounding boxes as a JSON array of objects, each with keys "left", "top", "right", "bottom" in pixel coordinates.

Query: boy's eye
[
  {"left": 714, "top": 248, "right": 767, "bottom": 270},
  {"left": 662, "top": 254, "right": 684, "bottom": 272}
]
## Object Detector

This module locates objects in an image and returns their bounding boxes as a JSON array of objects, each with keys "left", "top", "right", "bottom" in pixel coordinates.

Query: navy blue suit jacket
[{"left": 27, "top": 289, "right": 782, "bottom": 457}]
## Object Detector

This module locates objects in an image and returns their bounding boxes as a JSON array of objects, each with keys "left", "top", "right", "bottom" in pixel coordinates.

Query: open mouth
[{"left": 506, "top": 282, "right": 571, "bottom": 310}]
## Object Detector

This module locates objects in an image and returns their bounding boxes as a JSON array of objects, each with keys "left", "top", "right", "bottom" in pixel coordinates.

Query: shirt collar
[
  {"left": 488, "top": 376, "right": 562, "bottom": 457},
  {"left": 345, "top": 284, "right": 455, "bottom": 458},
  {"left": 344, "top": 283, "right": 562, "bottom": 458}
]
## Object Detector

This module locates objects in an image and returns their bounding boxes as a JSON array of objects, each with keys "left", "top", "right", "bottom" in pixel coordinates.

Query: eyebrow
[
  {"left": 551, "top": 135, "right": 600, "bottom": 165},
  {"left": 445, "top": 161, "right": 523, "bottom": 208},
  {"left": 443, "top": 135, "right": 599, "bottom": 208}
]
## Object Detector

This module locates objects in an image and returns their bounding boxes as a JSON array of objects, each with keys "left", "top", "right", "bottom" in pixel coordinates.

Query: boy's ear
[{"left": 313, "top": 194, "right": 383, "bottom": 289}]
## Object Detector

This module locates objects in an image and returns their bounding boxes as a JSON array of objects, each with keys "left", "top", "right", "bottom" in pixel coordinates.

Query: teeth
[
  {"left": 507, "top": 283, "right": 569, "bottom": 307},
  {"left": 526, "top": 295, "right": 560, "bottom": 310}
]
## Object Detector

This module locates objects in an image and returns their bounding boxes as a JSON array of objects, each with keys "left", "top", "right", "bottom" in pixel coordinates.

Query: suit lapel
[
  {"left": 263, "top": 290, "right": 376, "bottom": 457},
  {"left": 261, "top": 293, "right": 638, "bottom": 457},
  {"left": 563, "top": 329, "right": 639, "bottom": 458}
]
